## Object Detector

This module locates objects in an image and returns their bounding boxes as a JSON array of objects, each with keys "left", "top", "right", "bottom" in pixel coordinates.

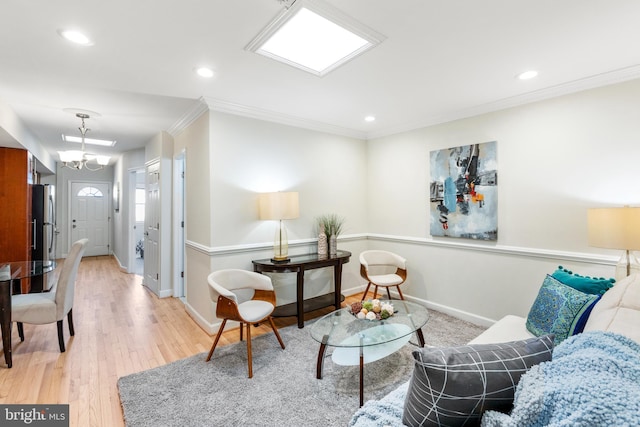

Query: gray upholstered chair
[
  {"left": 206, "top": 269, "right": 285, "bottom": 378},
  {"left": 359, "top": 250, "right": 408, "bottom": 300},
  {"left": 12, "top": 238, "right": 88, "bottom": 352}
]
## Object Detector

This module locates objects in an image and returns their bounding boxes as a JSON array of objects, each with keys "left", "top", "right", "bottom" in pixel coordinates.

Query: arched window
[{"left": 77, "top": 186, "right": 104, "bottom": 197}]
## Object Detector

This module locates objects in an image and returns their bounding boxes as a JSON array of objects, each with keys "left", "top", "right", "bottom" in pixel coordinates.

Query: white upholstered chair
[
  {"left": 359, "top": 250, "right": 408, "bottom": 301},
  {"left": 12, "top": 238, "right": 88, "bottom": 353},
  {"left": 206, "top": 269, "right": 285, "bottom": 378}
]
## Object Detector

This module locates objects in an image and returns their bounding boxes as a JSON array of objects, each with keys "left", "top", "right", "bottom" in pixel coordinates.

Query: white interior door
[
  {"left": 70, "top": 182, "right": 110, "bottom": 256},
  {"left": 144, "top": 162, "right": 160, "bottom": 294}
]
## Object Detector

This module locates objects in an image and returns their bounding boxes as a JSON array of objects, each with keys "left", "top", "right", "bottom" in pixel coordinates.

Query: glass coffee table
[{"left": 309, "top": 300, "right": 429, "bottom": 406}]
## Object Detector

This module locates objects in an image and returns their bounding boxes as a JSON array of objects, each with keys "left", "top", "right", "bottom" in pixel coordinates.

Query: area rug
[{"left": 117, "top": 310, "right": 486, "bottom": 427}]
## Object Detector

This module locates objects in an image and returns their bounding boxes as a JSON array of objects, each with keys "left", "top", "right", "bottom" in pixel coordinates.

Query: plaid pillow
[{"left": 402, "top": 335, "right": 554, "bottom": 427}]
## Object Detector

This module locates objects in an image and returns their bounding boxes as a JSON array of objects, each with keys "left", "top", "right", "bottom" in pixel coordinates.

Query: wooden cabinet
[{"left": 0, "top": 148, "right": 33, "bottom": 268}]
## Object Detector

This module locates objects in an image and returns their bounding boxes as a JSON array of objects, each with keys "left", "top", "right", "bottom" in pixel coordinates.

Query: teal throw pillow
[
  {"left": 526, "top": 275, "right": 600, "bottom": 344},
  {"left": 551, "top": 266, "right": 614, "bottom": 295}
]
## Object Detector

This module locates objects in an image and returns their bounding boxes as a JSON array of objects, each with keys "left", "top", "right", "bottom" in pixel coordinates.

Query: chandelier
[{"left": 58, "top": 113, "right": 110, "bottom": 171}]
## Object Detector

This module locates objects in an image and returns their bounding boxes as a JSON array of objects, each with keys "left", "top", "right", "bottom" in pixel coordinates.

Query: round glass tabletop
[{"left": 309, "top": 299, "right": 429, "bottom": 349}]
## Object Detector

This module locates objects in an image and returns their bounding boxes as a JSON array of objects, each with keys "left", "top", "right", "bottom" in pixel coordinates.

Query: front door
[{"left": 70, "top": 182, "right": 110, "bottom": 256}]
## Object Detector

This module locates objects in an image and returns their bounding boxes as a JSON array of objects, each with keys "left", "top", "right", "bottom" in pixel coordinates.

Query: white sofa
[
  {"left": 350, "top": 272, "right": 640, "bottom": 426},
  {"left": 471, "top": 271, "right": 640, "bottom": 346}
]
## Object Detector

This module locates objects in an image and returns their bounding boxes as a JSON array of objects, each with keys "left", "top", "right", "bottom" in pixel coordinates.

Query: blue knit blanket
[
  {"left": 350, "top": 331, "right": 640, "bottom": 427},
  {"left": 482, "top": 331, "right": 640, "bottom": 426}
]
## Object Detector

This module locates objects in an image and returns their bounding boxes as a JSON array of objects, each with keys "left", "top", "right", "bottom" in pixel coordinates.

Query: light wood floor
[{"left": 0, "top": 255, "right": 360, "bottom": 426}]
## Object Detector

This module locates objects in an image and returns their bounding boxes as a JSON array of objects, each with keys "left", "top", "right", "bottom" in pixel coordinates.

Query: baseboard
[
  {"left": 402, "top": 295, "right": 497, "bottom": 328},
  {"left": 344, "top": 284, "right": 497, "bottom": 328},
  {"left": 112, "top": 253, "right": 128, "bottom": 273},
  {"left": 158, "top": 288, "right": 174, "bottom": 298},
  {"left": 184, "top": 300, "right": 220, "bottom": 335}
]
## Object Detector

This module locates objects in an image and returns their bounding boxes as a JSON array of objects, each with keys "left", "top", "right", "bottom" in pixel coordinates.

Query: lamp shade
[
  {"left": 259, "top": 192, "right": 299, "bottom": 220},
  {"left": 587, "top": 207, "right": 640, "bottom": 250}
]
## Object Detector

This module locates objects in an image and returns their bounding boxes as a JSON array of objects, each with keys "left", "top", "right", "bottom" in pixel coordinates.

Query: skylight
[
  {"left": 246, "top": 0, "right": 385, "bottom": 76},
  {"left": 62, "top": 134, "right": 117, "bottom": 147}
]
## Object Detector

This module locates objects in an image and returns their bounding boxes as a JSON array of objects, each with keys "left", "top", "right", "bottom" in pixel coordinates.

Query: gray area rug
[{"left": 117, "top": 310, "right": 486, "bottom": 427}]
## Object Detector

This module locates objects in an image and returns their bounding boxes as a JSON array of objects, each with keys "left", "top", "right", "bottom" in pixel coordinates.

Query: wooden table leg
[
  {"left": 416, "top": 328, "right": 425, "bottom": 347},
  {"left": 316, "top": 335, "right": 329, "bottom": 379},
  {"left": 334, "top": 262, "right": 343, "bottom": 310},
  {"left": 296, "top": 269, "right": 304, "bottom": 328},
  {"left": 0, "top": 280, "right": 12, "bottom": 368},
  {"left": 359, "top": 337, "right": 364, "bottom": 407}
]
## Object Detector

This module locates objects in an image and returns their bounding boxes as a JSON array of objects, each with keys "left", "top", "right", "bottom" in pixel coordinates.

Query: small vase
[
  {"left": 318, "top": 230, "right": 328, "bottom": 257},
  {"left": 329, "top": 234, "right": 337, "bottom": 256}
]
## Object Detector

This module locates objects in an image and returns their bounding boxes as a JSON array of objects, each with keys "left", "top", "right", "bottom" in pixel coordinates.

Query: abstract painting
[{"left": 429, "top": 141, "right": 498, "bottom": 240}]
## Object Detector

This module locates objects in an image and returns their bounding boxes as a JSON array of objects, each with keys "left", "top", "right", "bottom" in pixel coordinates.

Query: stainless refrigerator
[{"left": 32, "top": 184, "right": 56, "bottom": 291}]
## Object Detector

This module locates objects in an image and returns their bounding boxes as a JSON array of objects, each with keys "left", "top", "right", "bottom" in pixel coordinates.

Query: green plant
[{"left": 317, "top": 213, "right": 345, "bottom": 236}]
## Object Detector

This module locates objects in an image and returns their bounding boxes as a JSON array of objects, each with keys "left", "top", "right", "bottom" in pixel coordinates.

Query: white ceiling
[{"left": 2, "top": 0, "right": 640, "bottom": 168}]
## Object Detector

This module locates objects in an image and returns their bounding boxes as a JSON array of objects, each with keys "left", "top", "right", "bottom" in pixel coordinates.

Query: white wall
[
  {"left": 54, "top": 163, "right": 114, "bottom": 258},
  {"left": 365, "top": 78, "right": 640, "bottom": 324},
  {"left": 112, "top": 148, "right": 145, "bottom": 270},
  {"left": 180, "top": 110, "right": 369, "bottom": 330}
]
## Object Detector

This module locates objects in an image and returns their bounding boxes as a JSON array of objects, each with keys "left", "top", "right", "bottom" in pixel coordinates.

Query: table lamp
[
  {"left": 587, "top": 206, "right": 640, "bottom": 280},
  {"left": 259, "top": 191, "right": 299, "bottom": 262}
]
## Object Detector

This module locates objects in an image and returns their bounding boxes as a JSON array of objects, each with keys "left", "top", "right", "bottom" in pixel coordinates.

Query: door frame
[
  {"left": 128, "top": 167, "right": 145, "bottom": 275},
  {"left": 67, "top": 180, "right": 112, "bottom": 257},
  {"left": 172, "top": 150, "right": 186, "bottom": 299}
]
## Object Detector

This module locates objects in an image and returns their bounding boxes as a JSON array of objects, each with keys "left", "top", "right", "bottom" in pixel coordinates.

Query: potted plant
[
  {"left": 136, "top": 240, "right": 144, "bottom": 259},
  {"left": 318, "top": 214, "right": 345, "bottom": 255}
]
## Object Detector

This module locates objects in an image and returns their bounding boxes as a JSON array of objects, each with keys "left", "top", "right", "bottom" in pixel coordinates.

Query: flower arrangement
[{"left": 349, "top": 299, "right": 394, "bottom": 320}]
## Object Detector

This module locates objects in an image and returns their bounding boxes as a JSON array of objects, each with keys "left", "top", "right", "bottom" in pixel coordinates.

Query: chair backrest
[
  {"left": 0, "top": 264, "right": 10, "bottom": 281},
  {"left": 208, "top": 269, "right": 273, "bottom": 305},
  {"left": 55, "top": 238, "right": 88, "bottom": 319},
  {"left": 360, "top": 250, "right": 407, "bottom": 271}
]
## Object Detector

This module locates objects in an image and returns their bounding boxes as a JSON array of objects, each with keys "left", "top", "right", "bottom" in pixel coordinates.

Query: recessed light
[
  {"left": 364, "top": 116, "right": 376, "bottom": 122},
  {"left": 517, "top": 70, "right": 538, "bottom": 80},
  {"left": 195, "top": 67, "right": 214, "bottom": 78},
  {"left": 57, "top": 29, "right": 93, "bottom": 46}
]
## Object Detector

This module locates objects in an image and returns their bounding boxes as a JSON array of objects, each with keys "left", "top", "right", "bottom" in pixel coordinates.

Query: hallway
[{"left": 0, "top": 255, "right": 347, "bottom": 426}]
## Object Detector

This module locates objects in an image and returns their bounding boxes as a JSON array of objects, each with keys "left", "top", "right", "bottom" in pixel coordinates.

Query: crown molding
[
  {"left": 202, "top": 96, "right": 367, "bottom": 140},
  {"left": 174, "top": 65, "right": 640, "bottom": 142},
  {"left": 367, "top": 64, "right": 640, "bottom": 139},
  {"left": 166, "top": 97, "right": 209, "bottom": 137}
]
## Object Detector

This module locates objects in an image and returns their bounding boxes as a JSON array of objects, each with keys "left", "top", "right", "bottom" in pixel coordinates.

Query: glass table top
[
  {"left": 309, "top": 299, "right": 429, "bottom": 348},
  {"left": 0, "top": 260, "right": 57, "bottom": 281}
]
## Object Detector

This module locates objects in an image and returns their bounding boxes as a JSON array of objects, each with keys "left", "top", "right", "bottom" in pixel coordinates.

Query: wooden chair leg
[
  {"left": 68, "top": 309, "right": 75, "bottom": 336},
  {"left": 396, "top": 286, "right": 405, "bottom": 300},
  {"left": 361, "top": 282, "right": 372, "bottom": 301},
  {"left": 17, "top": 322, "right": 24, "bottom": 342},
  {"left": 246, "top": 322, "right": 253, "bottom": 378},
  {"left": 57, "top": 320, "right": 66, "bottom": 352},
  {"left": 373, "top": 286, "right": 379, "bottom": 299},
  {"left": 206, "top": 319, "right": 227, "bottom": 362},
  {"left": 386, "top": 287, "right": 392, "bottom": 300},
  {"left": 239, "top": 322, "right": 244, "bottom": 342},
  {"left": 268, "top": 317, "right": 285, "bottom": 350}
]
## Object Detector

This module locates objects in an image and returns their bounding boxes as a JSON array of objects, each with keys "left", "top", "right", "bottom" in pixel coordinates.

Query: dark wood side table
[
  {"left": 252, "top": 250, "right": 351, "bottom": 328},
  {"left": 0, "top": 260, "right": 57, "bottom": 368}
]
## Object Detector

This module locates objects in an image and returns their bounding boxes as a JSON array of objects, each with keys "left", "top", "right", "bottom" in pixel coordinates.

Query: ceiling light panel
[
  {"left": 247, "top": 0, "right": 385, "bottom": 76},
  {"left": 62, "top": 134, "right": 116, "bottom": 147}
]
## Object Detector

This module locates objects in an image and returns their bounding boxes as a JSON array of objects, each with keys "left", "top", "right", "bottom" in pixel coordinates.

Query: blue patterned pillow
[{"left": 526, "top": 275, "right": 600, "bottom": 343}]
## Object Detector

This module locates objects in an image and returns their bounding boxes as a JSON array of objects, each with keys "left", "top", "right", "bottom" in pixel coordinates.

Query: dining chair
[
  {"left": 359, "top": 250, "right": 408, "bottom": 301},
  {"left": 11, "top": 238, "right": 88, "bottom": 352},
  {"left": 206, "top": 269, "right": 285, "bottom": 378}
]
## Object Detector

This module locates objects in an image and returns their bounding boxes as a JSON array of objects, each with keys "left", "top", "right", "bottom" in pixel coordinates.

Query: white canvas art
[{"left": 429, "top": 141, "right": 498, "bottom": 240}]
